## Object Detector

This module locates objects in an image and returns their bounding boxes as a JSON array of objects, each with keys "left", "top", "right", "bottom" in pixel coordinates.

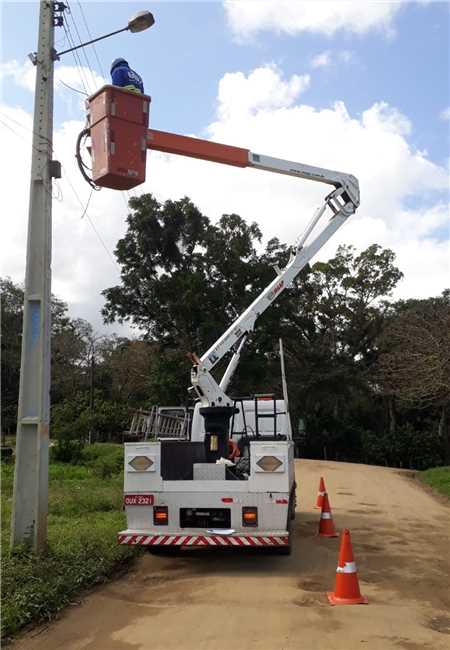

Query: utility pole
[
  {"left": 10, "top": 2, "right": 154, "bottom": 554},
  {"left": 10, "top": 0, "right": 60, "bottom": 553}
]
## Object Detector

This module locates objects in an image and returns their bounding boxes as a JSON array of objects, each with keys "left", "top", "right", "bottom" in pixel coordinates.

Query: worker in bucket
[{"left": 110, "top": 58, "right": 144, "bottom": 94}]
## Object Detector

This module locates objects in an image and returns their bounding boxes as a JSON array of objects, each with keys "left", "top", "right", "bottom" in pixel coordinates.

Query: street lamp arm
[
  {"left": 55, "top": 26, "right": 129, "bottom": 59},
  {"left": 54, "top": 10, "right": 154, "bottom": 60}
]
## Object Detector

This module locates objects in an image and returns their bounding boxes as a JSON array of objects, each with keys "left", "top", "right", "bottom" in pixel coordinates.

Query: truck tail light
[
  {"left": 242, "top": 507, "right": 258, "bottom": 527},
  {"left": 153, "top": 506, "right": 168, "bottom": 525}
]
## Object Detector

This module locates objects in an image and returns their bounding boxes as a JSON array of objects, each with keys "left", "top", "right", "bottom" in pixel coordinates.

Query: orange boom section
[{"left": 147, "top": 129, "right": 250, "bottom": 168}]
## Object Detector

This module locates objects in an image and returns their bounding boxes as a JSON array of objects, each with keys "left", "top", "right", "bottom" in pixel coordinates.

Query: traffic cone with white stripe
[
  {"left": 317, "top": 492, "right": 338, "bottom": 537},
  {"left": 315, "top": 476, "right": 326, "bottom": 509},
  {"left": 327, "top": 529, "right": 368, "bottom": 605}
]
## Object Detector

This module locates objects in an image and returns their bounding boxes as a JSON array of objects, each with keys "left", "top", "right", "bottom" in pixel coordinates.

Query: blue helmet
[{"left": 111, "top": 58, "right": 128, "bottom": 73}]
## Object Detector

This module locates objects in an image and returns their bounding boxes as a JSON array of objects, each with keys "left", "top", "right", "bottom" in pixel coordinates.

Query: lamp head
[{"left": 127, "top": 10, "right": 155, "bottom": 33}]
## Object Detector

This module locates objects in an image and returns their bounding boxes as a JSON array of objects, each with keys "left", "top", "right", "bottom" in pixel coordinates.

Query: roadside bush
[
  {"left": 50, "top": 428, "right": 85, "bottom": 464},
  {"left": 361, "top": 424, "right": 443, "bottom": 469},
  {"left": 80, "top": 443, "right": 123, "bottom": 477}
]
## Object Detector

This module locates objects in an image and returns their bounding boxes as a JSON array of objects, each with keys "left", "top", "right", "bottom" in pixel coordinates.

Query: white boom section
[
  {"left": 219, "top": 335, "right": 247, "bottom": 393},
  {"left": 190, "top": 153, "right": 360, "bottom": 408}
]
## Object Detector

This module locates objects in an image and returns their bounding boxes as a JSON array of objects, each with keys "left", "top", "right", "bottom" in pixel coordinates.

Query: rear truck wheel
[{"left": 290, "top": 482, "right": 297, "bottom": 520}]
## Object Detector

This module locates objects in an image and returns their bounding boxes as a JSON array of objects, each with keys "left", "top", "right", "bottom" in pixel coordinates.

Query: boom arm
[
  {"left": 146, "top": 130, "right": 360, "bottom": 407},
  {"left": 151, "top": 143, "right": 360, "bottom": 407}
]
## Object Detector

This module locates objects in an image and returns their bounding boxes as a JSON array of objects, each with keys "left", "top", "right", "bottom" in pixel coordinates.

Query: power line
[
  {"left": 58, "top": 79, "right": 88, "bottom": 96},
  {"left": 0, "top": 111, "right": 52, "bottom": 148},
  {"left": 66, "top": 1, "right": 98, "bottom": 92},
  {"left": 62, "top": 164, "right": 120, "bottom": 270},
  {"left": 0, "top": 116, "right": 54, "bottom": 196},
  {"left": 75, "top": 0, "right": 106, "bottom": 79},
  {"left": 62, "top": 19, "right": 91, "bottom": 95},
  {"left": 79, "top": 186, "right": 93, "bottom": 219}
]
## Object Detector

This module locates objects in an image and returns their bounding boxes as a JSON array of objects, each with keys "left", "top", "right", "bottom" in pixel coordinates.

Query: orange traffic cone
[
  {"left": 317, "top": 492, "right": 338, "bottom": 537},
  {"left": 327, "top": 529, "right": 368, "bottom": 605},
  {"left": 315, "top": 476, "right": 326, "bottom": 509}
]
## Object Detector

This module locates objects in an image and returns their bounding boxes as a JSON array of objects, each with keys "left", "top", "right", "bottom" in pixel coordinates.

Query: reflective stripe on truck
[{"left": 118, "top": 532, "right": 289, "bottom": 546}]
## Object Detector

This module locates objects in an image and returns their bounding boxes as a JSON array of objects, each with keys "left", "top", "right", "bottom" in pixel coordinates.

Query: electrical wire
[
  {"left": 75, "top": 0, "right": 107, "bottom": 79},
  {"left": 0, "top": 111, "right": 52, "bottom": 148},
  {"left": 79, "top": 187, "right": 93, "bottom": 219},
  {"left": 0, "top": 116, "right": 52, "bottom": 193},
  {"left": 58, "top": 79, "right": 88, "bottom": 96},
  {"left": 62, "top": 164, "right": 120, "bottom": 270},
  {"left": 62, "top": 19, "right": 91, "bottom": 95},
  {"left": 66, "top": 1, "right": 98, "bottom": 92}
]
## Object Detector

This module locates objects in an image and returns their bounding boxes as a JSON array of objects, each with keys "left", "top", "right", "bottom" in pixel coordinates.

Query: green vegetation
[
  {"left": 420, "top": 466, "right": 450, "bottom": 499},
  {"left": 2, "top": 195, "right": 449, "bottom": 469},
  {"left": 1, "top": 445, "right": 138, "bottom": 640}
]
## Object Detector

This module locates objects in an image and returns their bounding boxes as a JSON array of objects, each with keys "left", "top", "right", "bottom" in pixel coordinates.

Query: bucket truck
[{"left": 80, "top": 86, "right": 360, "bottom": 553}]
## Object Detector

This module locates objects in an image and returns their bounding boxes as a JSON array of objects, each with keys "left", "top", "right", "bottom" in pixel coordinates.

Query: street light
[
  {"left": 52, "top": 10, "right": 155, "bottom": 59},
  {"left": 128, "top": 10, "right": 155, "bottom": 33}
]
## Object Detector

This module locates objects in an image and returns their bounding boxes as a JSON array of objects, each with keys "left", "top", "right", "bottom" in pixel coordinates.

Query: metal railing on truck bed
[{"left": 124, "top": 406, "right": 192, "bottom": 442}]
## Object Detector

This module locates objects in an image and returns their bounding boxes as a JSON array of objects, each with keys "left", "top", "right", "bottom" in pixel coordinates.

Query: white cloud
[
  {"left": 311, "top": 49, "right": 355, "bottom": 69},
  {"left": 216, "top": 64, "right": 310, "bottom": 120},
  {"left": 1, "top": 63, "right": 449, "bottom": 336},
  {"left": 0, "top": 59, "right": 106, "bottom": 98},
  {"left": 311, "top": 51, "right": 331, "bottom": 69},
  {"left": 439, "top": 107, "right": 450, "bottom": 121},
  {"left": 0, "top": 60, "right": 37, "bottom": 92},
  {"left": 224, "top": 1, "right": 403, "bottom": 38}
]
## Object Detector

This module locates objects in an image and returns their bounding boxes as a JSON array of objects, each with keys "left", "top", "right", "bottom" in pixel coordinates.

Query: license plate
[{"left": 123, "top": 494, "right": 154, "bottom": 506}]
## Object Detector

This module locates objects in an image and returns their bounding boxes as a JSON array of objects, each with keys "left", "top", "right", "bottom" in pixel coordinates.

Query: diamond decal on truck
[
  {"left": 128, "top": 455, "right": 154, "bottom": 471},
  {"left": 256, "top": 455, "right": 283, "bottom": 472}
]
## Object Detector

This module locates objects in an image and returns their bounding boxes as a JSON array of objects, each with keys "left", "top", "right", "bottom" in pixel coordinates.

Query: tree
[
  {"left": 1, "top": 278, "right": 84, "bottom": 433},
  {"left": 102, "top": 194, "right": 264, "bottom": 354},
  {"left": 377, "top": 291, "right": 450, "bottom": 461},
  {"left": 280, "top": 245, "right": 402, "bottom": 444},
  {"left": 1, "top": 278, "right": 24, "bottom": 434}
]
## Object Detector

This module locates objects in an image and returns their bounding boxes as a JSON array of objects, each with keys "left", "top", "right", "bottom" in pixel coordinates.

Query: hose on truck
[{"left": 76, "top": 128, "right": 101, "bottom": 191}]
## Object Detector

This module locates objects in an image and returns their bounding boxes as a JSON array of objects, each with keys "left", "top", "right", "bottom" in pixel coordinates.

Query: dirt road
[{"left": 13, "top": 460, "right": 450, "bottom": 650}]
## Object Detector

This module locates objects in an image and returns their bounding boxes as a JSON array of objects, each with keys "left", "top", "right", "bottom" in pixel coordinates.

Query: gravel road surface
[{"left": 12, "top": 459, "right": 450, "bottom": 650}]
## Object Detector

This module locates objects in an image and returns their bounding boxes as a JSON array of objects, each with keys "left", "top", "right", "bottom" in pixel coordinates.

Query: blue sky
[
  {"left": 1, "top": 1, "right": 449, "bottom": 330},
  {"left": 2, "top": 1, "right": 449, "bottom": 162}
]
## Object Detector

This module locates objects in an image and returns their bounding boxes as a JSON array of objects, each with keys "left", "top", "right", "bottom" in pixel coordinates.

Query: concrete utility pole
[
  {"left": 10, "top": 0, "right": 57, "bottom": 553},
  {"left": 10, "top": 1, "right": 154, "bottom": 554}
]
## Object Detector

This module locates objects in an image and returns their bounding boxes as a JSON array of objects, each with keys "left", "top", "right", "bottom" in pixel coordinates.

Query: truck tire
[{"left": 290, "top": 483, "right": 297, "bottom": 520}]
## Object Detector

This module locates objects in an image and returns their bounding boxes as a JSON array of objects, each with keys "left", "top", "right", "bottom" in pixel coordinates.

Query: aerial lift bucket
[{"left": 87, "top": 85, "right": 151, "bottom": 190}]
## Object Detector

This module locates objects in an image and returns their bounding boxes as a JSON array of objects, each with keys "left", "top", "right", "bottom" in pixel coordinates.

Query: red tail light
[
  {"left": 153, "top": 506, "right": 168, "bottom": 525},
  {"left": 242, "top": 507, "right": 258, "bottom": 527}
]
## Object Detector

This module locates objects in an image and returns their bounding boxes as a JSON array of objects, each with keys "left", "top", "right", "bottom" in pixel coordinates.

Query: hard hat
[{"left": 111, "top": 58, "right": 128, "bottom": 73}]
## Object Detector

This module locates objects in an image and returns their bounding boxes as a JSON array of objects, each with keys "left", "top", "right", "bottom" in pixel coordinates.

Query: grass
[
  {"left": 420, "top": 466, "right": 450, "bottom": 499},
  {"left": 1, "top": 444, "right": 139, "bottom": 640}
]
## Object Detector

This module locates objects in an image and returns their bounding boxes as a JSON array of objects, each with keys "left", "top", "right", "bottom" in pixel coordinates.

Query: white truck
[{"left": 118, "top": 141, "right": 360, "bottom": 555}]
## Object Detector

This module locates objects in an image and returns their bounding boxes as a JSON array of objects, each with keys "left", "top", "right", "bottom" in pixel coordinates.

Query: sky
[{"left": 0, "top": 0, "right": 449, "bottom": 336}]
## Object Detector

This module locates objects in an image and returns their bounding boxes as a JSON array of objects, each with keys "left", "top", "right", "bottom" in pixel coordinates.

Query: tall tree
[
  {"left": 102, "top": 194, "right": 264, "bottom": 353},
  {"left": 377, "top": 291, "right": 450, "bottom": 461}
]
